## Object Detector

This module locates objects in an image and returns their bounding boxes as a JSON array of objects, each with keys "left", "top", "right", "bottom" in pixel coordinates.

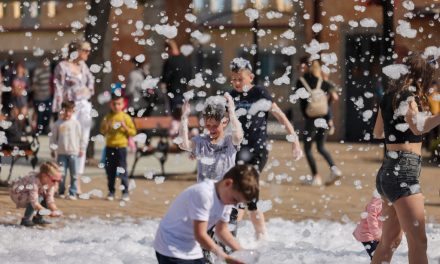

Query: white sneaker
[
  {"left": 68, "top": 195, "right": 77, "bottom": 200},
  {"left": 301, "top": 176, "right": 322, "bottom": 186},
  {"left": 59, "top": 194, "right": 66, "bottom": 199},
  {"left": 121, "top": 194, "right": 130, "bottom": 202},
  {"left": 325, "top": 166, "right": 342, "bottom": 186},
  {"left": 107, "top": 194, "right": 115, "bottom": 201}
]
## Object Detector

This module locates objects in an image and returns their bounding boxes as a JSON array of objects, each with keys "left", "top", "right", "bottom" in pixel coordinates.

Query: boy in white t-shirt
[{"left": 153, "top": 164, "right": 259, "bottom": 264}]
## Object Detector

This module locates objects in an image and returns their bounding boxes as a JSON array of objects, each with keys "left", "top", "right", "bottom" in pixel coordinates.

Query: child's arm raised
[
  {"left": 270, "top": 102, "right": 303, "bottom": 161},
  {"left": 194, "top": 220, "right": 244, "bottom": 264},
  {"left": 178, "top": 100, "right": 195, "bottom": 152},
  {"left": 225, "top": 92, "right": 243, "bottom": 145}
]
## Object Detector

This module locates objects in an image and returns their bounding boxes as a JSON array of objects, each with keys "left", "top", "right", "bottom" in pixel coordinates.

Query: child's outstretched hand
[
  {"left": 182, "top": 100, "right": 191, "bottom": 118},
  {"left": 225, "top": 256, "right": 245, "bottom": 264},
  {"left": 50, "top": 210, "right": 63, "bottom": 217}
]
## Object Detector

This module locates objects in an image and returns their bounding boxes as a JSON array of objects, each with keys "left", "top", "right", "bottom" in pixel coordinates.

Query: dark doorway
[{"left": 344, "top": 33, "right": 383, "bottom": 142}]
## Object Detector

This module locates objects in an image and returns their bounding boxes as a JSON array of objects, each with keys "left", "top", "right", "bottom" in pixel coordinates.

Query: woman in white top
[{"left": 52, "top": 40, "right": 95, "bottom": 194}]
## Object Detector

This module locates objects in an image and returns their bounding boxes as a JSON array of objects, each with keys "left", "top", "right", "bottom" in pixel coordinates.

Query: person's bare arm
[
  {"left": 214, "top": 220, "right": 242, "bottom": 251},
  {"left": 405, "top": 100, "right": 440, "bottom": 135},
  {"left": 178, "top": 100, "right": 195, "bottom": 151},
  {"left": 373, "top": 108, "right": 385, "bottom": 139},
  {"left": 194, "top": 221, "right": 244, "bottom": 264},
  {"left": 329, "top": 90, "right": 339, "bottom": 102},
  {"left": 270, "top": 102, "right": 303, "bottom": 160},
  {"left": 224, "top": 92, "right": 243, "bottom": 145}
]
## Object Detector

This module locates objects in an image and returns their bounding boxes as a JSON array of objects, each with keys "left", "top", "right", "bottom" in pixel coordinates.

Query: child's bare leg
[
  {"left": 250, "top": 210, "right": 267, "bottom": 239},
  {"left": 237, "top": 208, "right": 245, "bottom": 221},
  {"left": 76, "top": 176, "right": 82, "bottom": 194}
]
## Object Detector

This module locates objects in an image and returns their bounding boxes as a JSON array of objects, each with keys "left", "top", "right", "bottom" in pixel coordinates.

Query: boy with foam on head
[
  {"left": 178, "top": 93, "right": 243, "bottom": 182},
  {"left": 154, "top": 164, "right": 259, "bottom": 264},
  {"left": 100, "top": 91, "right": 136, "bottom": 202},
  {"left": 229, "top": 58, "right": 303, "bottom": 239},
  {"left": 50, "top": 100, "right": 85, "bottom": 200}
]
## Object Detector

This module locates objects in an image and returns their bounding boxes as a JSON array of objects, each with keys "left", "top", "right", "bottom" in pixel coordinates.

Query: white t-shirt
[{"left": 154, "top": 180, "right": 233, "bottom": 260}]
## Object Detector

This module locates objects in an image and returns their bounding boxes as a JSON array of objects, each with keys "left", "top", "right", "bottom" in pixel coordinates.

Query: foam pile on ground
[{"left": 0, "top": 218, "right": 439, "bottom": 263}]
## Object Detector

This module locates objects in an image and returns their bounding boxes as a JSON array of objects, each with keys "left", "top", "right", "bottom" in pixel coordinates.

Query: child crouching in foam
[
  {"left": 153, "top": 164, "right": 259, "bottom": 264},
  {"left": 10, "top": 161, "right": 63, "bottom": 227}
]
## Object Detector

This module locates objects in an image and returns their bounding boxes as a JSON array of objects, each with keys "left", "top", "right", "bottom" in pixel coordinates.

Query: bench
[
  {"left": 0, "top": 115, "right": 40, "bottom": 185},
  {"left": 130, "top": 115, "right": 199, "bottom": 177}
]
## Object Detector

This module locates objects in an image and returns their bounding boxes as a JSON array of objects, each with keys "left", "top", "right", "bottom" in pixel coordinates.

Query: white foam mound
[{"left": 0, "top": 218, "right": 439, "bottom": 263}]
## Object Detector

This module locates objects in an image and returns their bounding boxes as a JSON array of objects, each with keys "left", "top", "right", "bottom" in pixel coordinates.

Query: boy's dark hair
[
  {"left": 230, "top": 57, "right": 252, "bottom": 73},
  {"left": 111, "top": 92, "right": 124, "bottom": 101},
  {"left": 61, "top": 101, "right": 75, "bottom": 110},
  {"left": 299, "top": 56, "right": 310, "bottom": 65},
  {"left": 203, "top": 103, "right": 227, "bottom": 122},
  {"left": 223, "top": 165, "right": 259, "bottom": 202}
]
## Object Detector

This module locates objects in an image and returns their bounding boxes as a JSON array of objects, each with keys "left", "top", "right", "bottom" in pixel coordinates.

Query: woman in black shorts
[{"left": 372, "top": 53, "right": 440, "bottom": 264}]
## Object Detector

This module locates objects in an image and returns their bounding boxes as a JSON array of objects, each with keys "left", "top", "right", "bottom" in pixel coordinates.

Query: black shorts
[
  {"left": 156, "top": 251, "right": 204, "bottom": 264},
  {"left": 376, "top": 151, "right": 422, "bottom": 203},
  {"left": 236, "top": 146, "right": 267, "bottom": 211}
]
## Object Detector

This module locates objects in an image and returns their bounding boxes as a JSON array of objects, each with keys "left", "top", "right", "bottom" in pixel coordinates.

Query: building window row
[
  {"left": 193, "top": 0, "right": 293, "bottom": 14},
  {"left": 0, "top": 1, "right": 57, "bottom": 19}
]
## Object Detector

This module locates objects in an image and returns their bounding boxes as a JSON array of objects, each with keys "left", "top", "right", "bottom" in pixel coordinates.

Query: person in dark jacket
[{"left": 160, "top": 40, "right": 192, "bottom": 115}]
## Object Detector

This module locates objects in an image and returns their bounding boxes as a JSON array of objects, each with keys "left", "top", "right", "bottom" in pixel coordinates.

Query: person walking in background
[
  {"left": 372, "top": 53, "right": 440, "bottom": 264},
  {"left": 1, "top": 59, "right": 16, "bottom": 115},
  {"left": 293, "top": 59, "right": 342, "bottom": 186},
  {"left": 100, "top": 92, "right": 136, "bottom": 202},
  {"left": 10, "top": 161, "right": 62, "bottom": 227},
  {"left": 50, "top": 101, "right": 85, "bottom": 200},
  {"left": 229, "top": 58, "right": 303, "bottom": 240},
  {"left": 127, "top": 58, "right": 156, "bottom": 117},
  {"left": 52, "top": 40, "right": 95, "bottom": 194},
  {"left": 160, "top": 39, "right": 192, "bottom": 115},
  {"left": 10, "top": 61, "right": 30, "bottom": 130},
  {"left": 321, "top": 70, "right": 339, "bottom": 136},
  {"left": 32, "top": 58, "right": 53, "bottom": 135},
  {"left": 353, "top": 192, "right": 383, "bottom": 260}
]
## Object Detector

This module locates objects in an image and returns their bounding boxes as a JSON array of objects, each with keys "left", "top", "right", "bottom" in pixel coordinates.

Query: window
[
  {"left": 0, "top": 3, "right": 5, "bottom": 18},
  {"left": 254, "top": 0, "right": 269, "bottom": 10},
  {"left": 12, "top": 1, "right": 20, "bottom": 18},
  {"left": 29, "top": 1, "right": 39, "bottom": 18},
  {"left": 47, "top": 1, "right": 57, "bottom": 17},
  {"left": 193, "top": 0, "right": 205, "bottom": 14},
  {"left": 210, "top": 0, "right": 224, "bottom": 13},
  {"left": 232, "top": 0, "right": 246, "bottom": 12},
  {"left": 277, "top": 0, "right": 293, "bottom": 12}
]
